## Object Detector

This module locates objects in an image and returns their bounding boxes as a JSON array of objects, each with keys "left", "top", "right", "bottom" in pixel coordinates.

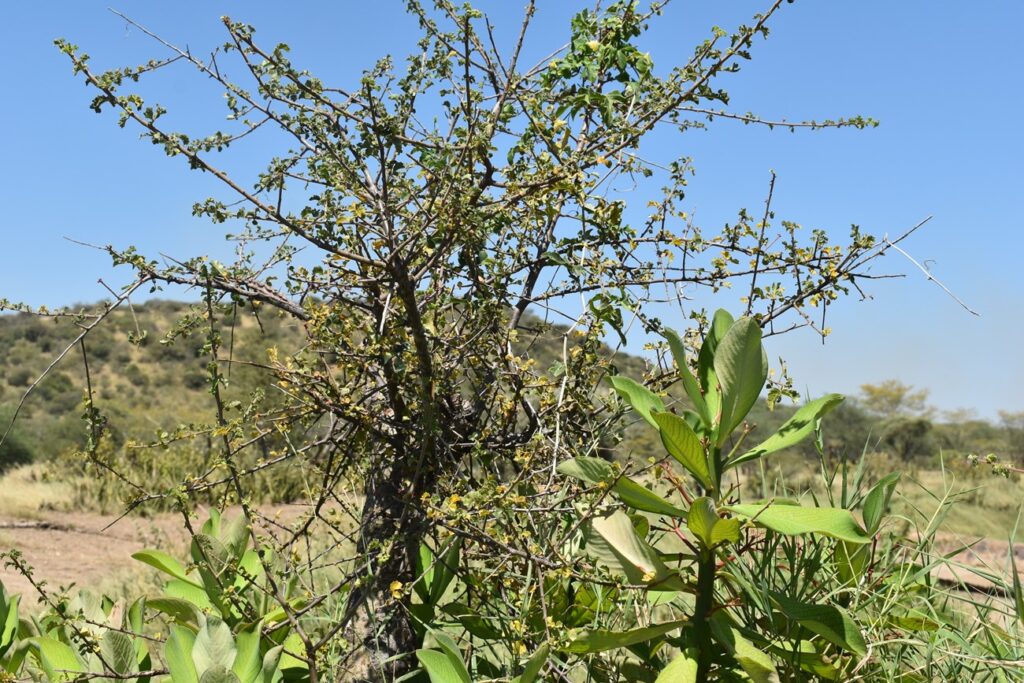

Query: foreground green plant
[{"left": 557, "top": 309, "right": 1007, "bottom": 680}]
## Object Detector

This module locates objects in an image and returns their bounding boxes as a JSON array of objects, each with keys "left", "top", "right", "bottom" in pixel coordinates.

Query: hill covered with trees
[{"left": 3, "top": 300, "right": 1021, "bottom": 484}]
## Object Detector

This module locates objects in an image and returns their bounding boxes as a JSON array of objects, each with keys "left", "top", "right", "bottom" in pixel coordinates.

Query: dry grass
[{"left": 0, "top": 464, "right": 74, "bottom": 519}]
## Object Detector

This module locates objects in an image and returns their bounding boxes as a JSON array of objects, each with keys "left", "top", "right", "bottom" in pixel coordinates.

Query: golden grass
[{"left": 0, "top": 464, "right": 74, "bottom": 519}]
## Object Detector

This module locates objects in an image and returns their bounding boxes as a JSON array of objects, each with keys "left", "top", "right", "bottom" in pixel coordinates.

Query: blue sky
[{"left": 1, "top": 1, "right": 1021, "bottom": 419}]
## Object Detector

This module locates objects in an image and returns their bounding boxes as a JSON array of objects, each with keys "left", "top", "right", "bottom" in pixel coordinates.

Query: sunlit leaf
[
  {"left": 728, "top": 503, "right": 870, "bottom": 544},
  {"left": 729, "top": 394, "right": 844, "bottom": 467},
  {"left": 559, "top": 457, "right": 686, "bottom": 517},
  {"left": 607, "top": 375, "right": 664, "bottom": 428},
  {"left": 714, "top": 317, "right": 767, "bottom": 444}
]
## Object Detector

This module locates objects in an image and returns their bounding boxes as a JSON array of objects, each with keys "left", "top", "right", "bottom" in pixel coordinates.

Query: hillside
[{"left": 1, "top": 301, "right": 1018, "bottom": 484}]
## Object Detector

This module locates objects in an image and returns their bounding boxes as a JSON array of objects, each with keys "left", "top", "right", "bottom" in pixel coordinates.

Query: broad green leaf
[
  {"left": 201, "top": 509, "right": 222, "bottom": 537},
  {"left": 654, "top": 650, "right": 698, "bottom": 682},
  {"left": 862, "top": 472, "right": 901, "bottom": 534},
  {"left": 835, "top": 541, "right": 869, "bottom": 586},
  {"left": 101, "top": 630, "right": 136, "bottom": 675},
  {"left": 133, "top": 549, "right": 202, "bottom": 587},
  {"left": 441, "top": 603, "right": 501, "bottom": 639},
  {"left": 558, "top": 457, "right": 686, "bottom": 517},
  {"left": 686, "top": 497, "right": 739, "bottom": 548},
  {"left": 263, "top": 599, "right": 308, "bottom": 626},
  {"left": 232, "top": 621, "right": 262, "bottom": 683},
  {"left": 771, "top": 593, "right": 867, "bottom": 656},
  {"left": 0, "top": 588, "right": 17, "bottom": 650},
  {"left": 686, "top": 499, "right": 717, "bottom": 545},
  {"left": 221, "top": 513, "right": 250, "bottom": 560},
  {"left": 585, "top": 510, "right": 685, "bottom": 590},
  {"left": 416, "top": 648, "right": 471, "bottom": 683},
  {"left": 696, "top": 309, "right": 735, "bottom": 423},
  {"left": 663, "top": 328, "right": 711, "bottom": 427},
  {"left": 564, "top": 619, "right": 688, "bottom": 654},
  {"left": 430, "top": 536, "right": 462, "bottom": 605},
  {"left": 714, "top": 317, "right": 767, "bottom": 444},
  {"left": 278, "top": 632, "right": 307, "bottom": 673},
  {"left": 149, "top": 596, "right": 203, "bottom": 627},
  {"left": 730, "top": 394, "right": 844, "bottom": 467},
  {"left": 199, "top": 666, "right": 242, "bottom": 683},
  {"left": 193, "top": 616, "right": 236, "bottom": 675},
  {"left": 165, "top": 625, "right": 199, "bottom": 683},
  {"left": 431, "top": 632, "right": 470, "bottom": 683},
  {"left": 234, "top": 550, "right": 265, "bottom": 591},
  {"left": 607, "top": 375, "right": 665, "bottom": 428},
  {"left": 514, "top": 643, "right": 549, "bottom": 683},
  {"left": 31, "top": 636, "right": 86, "bottom": 682},
  {"left": 165, "top": 580, "right": 217, "bottom": 614},
  {"left": 653, "top": 412, "right": 713, "bottom": 490},
  {"left": 259, "top": 646, "right": 283, "bottom": 683},
  {"left": 192, "top": 534, "right": 231, "bottom": 577},
  {"left": 414, "top": 542, "right": 435, "bottom": 604},
  {"left": 728, "top": 503, "right": 870, "bottom": 544},
  {"left": 710, "top": 616, "right": 778, "bottom": 683}
]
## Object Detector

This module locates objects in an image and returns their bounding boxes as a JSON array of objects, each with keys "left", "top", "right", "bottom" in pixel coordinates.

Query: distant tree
[
  {"left": 998, "top": 410, "right": 1024, "bottom": 458},
  {"left": 859, "top": 379, "right": 932, "bottom": 419},
  {"left": 0, "top": 409, "right": 33, "bottom": 471}
]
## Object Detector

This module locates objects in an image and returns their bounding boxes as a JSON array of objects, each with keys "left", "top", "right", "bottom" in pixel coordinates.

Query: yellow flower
[
  {"left": 595, "top": 155, "right": 610, "bottom": 167},
  {"left": 586, "top": 40, "right": 600, "bottom": 51},
  {"left": 389, "top": 581, "right": 404, "bottom": 599}
]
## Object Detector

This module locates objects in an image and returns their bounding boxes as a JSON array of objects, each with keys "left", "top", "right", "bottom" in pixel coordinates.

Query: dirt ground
[
  {"left": 0, "top": 510, "right": 189, "bottom": 602},
  {"left": 1, "top": 504, "right": 1020, "bottom": 606}
]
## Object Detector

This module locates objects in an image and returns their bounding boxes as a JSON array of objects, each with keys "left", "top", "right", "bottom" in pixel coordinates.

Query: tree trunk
[{"left": 341, "top": 461, "right": 436, "bottom": 682}]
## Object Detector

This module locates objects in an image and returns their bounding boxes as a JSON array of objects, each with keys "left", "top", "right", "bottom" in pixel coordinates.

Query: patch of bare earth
[{"left": 0, "top": 511, "right": 188, "bottom": 603}]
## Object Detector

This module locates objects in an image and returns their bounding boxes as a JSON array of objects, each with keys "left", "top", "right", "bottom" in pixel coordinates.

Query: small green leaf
[
  {"left": 771, "top": 593, "right": 867, "bottom": 656},
  {"left": 653, "top": 412, "right": 713, "bottom": 490},
  {"left": 654, "top": 650, "right": 698, "bottom": 682},
  {"left": 686, "top": 497, "right": 739, "bottom": 548},
  {"left": 714, "top": 317, "right": 768, "bottom": 444},
  {"left": 862, "top": 472, "right": 901, "bottom": 534},
  {"left": 416, "top": 647, "right": 471, "bottom": 683},
  {"left": 515, "top": 643, "right": 549, "bottom": 683},
  {"left": 558, "top": 457, "right": 686, "bottom": 517},
  {"left": 728, "top": 503, "right": 870, "bottom": 544},
  {"left": 564, "top": 619, "right": 688, "bottom": 654},
  {"left": 607, "top": 375, "right": 664, "bottom": 428},
  {"left": 730, "top": 394, "right": 844, "bottom": 467}
]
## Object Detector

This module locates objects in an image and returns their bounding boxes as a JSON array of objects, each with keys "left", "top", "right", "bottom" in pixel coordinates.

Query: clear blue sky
[{"left": 1, "top": 1, "right": 1021, "bottom": 419}]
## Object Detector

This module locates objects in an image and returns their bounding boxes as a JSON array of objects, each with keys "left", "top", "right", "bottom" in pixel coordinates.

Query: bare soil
[{"left": 0, "top": 510, "right": 189, "bottom": 603}]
